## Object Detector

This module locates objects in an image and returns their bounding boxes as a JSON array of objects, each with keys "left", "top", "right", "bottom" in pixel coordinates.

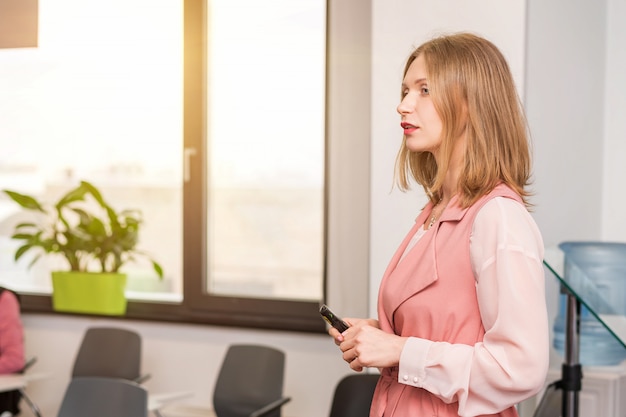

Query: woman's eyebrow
[{"left": 402, "top": 78, "right": 428, "bottom": 88}]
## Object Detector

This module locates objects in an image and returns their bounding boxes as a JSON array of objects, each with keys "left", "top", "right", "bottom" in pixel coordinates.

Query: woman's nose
[{"left": 397, "top": 98, "right": 411, "bottom": 115}]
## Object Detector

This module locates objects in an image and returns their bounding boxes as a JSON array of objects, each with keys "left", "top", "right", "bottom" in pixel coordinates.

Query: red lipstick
[{"left": 401, "top": 122, "right": 418, "bottom": 134}]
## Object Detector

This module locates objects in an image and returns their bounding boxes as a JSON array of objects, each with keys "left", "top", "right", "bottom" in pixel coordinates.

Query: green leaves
[
  {"left": 4, "top": 190, "right": 45, "bottom": 212},
  {"left": 2, "top": 181, "right": 164, "bottom": 279}
]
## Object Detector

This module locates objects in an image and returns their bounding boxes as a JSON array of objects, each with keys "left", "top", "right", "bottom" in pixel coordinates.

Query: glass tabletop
[{"left": 544, "top": 245, "right": 626, "bottom": 350}]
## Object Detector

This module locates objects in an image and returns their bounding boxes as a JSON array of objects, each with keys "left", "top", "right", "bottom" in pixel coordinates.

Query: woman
[
  {"left": 329, "top": 33, "right": 549, "bottom": 417},
  {"left": 0, "top": 288, "right": 25, "bottom": 416}
]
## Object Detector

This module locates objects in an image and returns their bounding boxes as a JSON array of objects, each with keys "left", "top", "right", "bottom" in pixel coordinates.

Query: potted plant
[{"left": 2, "top": 180, "right": 163, "bottom": 316}]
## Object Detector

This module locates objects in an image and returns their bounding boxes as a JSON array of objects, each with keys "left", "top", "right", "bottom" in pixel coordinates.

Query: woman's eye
[{"left": 420, "top": 87, "right": 430, "bottom": 95}]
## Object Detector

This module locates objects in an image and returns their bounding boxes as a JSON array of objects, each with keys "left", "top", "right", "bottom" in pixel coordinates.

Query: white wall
[
  {"left": 603, "top": 0, "right": 626, "bottom": 240},
  {"left": 526, "top": 0, "right": 607, "bottom": 247},
  {"left": 19, "top": 1, "right": 626, "bottom": 416}
]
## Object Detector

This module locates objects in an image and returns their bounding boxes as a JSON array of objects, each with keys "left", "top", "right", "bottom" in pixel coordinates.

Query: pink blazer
[{"left": 371, "top": 184, "right": 545, "bottom": 417}]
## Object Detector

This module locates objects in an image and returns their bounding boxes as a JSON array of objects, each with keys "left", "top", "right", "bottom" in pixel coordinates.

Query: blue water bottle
[{"left": 552, "top": 241, "right": 626, "bottom": 366}]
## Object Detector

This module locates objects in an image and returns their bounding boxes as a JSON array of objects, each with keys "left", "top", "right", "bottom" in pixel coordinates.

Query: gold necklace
[
  {"left": 427, "top": 199, "right": 443, "bottom": 229},
  {"left": 427, "top": 212, "right": 438, "bottom": 229}
]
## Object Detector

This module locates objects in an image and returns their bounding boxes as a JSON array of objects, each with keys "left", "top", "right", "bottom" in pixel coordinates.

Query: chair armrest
[
  {"left": 148, "top": 391, "right": 194, "bottom": 411},
  {"left": 250, "top": 396, "right": 291, "bottom": 417},
  {"left": 134, "top": 373, "right": 152, "bottom": 384}
]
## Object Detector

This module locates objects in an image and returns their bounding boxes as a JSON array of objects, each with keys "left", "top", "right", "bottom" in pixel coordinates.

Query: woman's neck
[{"left": 439, "top": 132, "right": 466, "bottom": 204}]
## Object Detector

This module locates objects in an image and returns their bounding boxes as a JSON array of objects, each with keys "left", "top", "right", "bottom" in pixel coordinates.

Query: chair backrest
[
  {"left": 213, "top": 344, "right": 288, "bottom": 417},
  {"left": 328, "top": 373, "right": 379, "bottom": 417},
  {"left": 72, "top": 327, "right": 143, "bottom": 381},
  {"left": 57, "top": 377, "right": 148, "bottom": 417}
]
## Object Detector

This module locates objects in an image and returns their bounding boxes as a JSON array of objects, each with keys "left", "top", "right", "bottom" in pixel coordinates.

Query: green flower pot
[{"left": 51, "top": 271, "right": 127, "bottom": 316}]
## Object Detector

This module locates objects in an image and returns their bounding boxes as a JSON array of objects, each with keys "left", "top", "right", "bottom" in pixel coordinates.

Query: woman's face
[{"left": 397, "top": 54, "right": 443, "bottom": 154}]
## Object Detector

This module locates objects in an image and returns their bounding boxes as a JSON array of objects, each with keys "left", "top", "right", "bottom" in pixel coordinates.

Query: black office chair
[
  {"left": 213, "top": 344, "right": 291, "bottom": 417},
  {"left": 328, "top": 373, "right": 379, "bottom": 417},
  {"left": 57, "top": 377, "right": 148, "bottom": 417},
  {"left": 72, "top": 326, "right": 151, "bottom": 383}
]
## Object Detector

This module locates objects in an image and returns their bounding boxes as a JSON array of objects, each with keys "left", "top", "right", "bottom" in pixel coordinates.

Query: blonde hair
[{"left": 394, "top": 32, "right": 532, "bottom": 208}]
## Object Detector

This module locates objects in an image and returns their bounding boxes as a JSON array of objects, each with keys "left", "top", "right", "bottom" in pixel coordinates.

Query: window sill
[{"left": 19, "top": 293, "right": 327, "bottom": 333}]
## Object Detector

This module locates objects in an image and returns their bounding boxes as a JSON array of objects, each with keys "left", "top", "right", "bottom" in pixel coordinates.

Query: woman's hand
[
  {"left": 329, "top": 318, "right": 407, "bottom": 372},
  {"left": 328, "top": 317, "right": 377, "bottom": 344}
]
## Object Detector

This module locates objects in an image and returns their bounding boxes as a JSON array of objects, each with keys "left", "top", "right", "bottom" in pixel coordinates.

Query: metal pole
[{"left": 562, "top": 291, "right": 582, "bottom": 417}]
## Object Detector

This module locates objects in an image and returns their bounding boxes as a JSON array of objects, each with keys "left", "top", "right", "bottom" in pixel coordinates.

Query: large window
[
  {"left": 0, "top": 0, "right": 370, "bottom": 331},
  {"left": 204, "top": 0, "right": 326, "bottom": 302},
  {"left": 0, "top": 0, "right": 185, "bottom": 299}
]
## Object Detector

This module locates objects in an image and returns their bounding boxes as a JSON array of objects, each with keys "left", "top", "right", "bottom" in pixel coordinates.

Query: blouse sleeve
[
  {"left": 0, "top": 290, "right": 26, "bottom": 374},
  {"left": 397, "top": 197, "right": 550, "bottom": 416}
]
